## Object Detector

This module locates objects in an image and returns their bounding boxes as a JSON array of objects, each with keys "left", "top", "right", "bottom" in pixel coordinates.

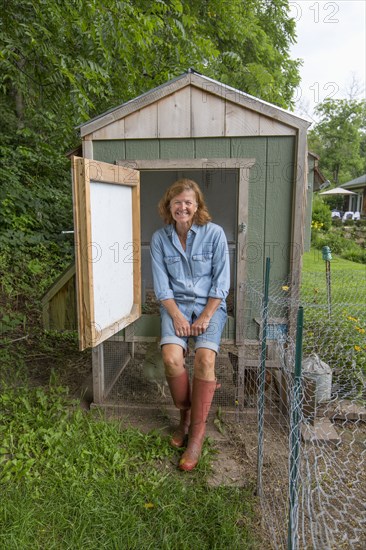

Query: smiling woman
[
  {"left": 170, "top": 190, "right": 198, "bottom": 248},
  {"left": 150, "top": 178, "right": 230, "bottom": 471}
]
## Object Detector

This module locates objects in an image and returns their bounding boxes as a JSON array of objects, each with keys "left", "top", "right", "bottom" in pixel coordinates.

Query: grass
[
  {"left": 0, "top": 383, "right": 260, "bottom": 550},
  {"left": 302, "top": 248, "right": 366, "bottom": 272},
  {"left": 301, "top": 248, "right": 366, "bottom": 305}
]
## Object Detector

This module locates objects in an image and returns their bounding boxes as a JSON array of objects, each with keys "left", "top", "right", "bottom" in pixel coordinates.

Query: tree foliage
[
  {"left": 1, "top": 0, "right": 300, "bottom": 126},
  {"left": 0, "top": 0, "right": 301, "bottom": 308},
  {"left": 308, "top": 98, "right": 366, "bottom": 185},
  {"left": 194, "top": 0, "right": 301, "bottom": 108}
]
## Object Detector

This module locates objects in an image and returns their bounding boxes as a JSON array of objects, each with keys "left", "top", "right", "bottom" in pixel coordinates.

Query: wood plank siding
[{"left": 88, "top": 84, "right": 297, "bottom": 141}]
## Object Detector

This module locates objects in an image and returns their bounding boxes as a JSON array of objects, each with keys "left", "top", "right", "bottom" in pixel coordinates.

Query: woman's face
[{"left": 169, "top": 189, "right": 198, "bottom": 227}]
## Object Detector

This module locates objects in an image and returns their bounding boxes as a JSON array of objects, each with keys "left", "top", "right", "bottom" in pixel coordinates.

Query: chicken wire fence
[
  {"left": 246, "top": 267, "right": 366, "bottom": 550},
  {"left": 95, "top": 267, "right": 365, "bottom": 549}
]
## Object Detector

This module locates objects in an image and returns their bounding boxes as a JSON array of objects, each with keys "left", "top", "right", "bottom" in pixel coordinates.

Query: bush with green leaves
[
  {"left": 341, "top": 247, "right": 366, "bottom": 264},
  {"left": 311, "top": 195, "right": 332, "bottom": 231},
  {"left": 0, "top": 109, "right": 74, "bottom": 310},
  {"left": 311, "top": 229, "right": 348, "bottom": 255},
  {"left": 311, "top": 220, "right": 366, "bottom": 265}
]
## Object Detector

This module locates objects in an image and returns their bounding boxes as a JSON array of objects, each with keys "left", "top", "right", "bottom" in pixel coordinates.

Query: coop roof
[{"left": 78, "top": 70, "right": 312, "bottom": 139}]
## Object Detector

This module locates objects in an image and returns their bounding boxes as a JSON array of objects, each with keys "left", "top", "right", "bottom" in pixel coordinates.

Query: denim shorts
[{"left": 159, "top": 305, "right": 227, "bottom": 354}]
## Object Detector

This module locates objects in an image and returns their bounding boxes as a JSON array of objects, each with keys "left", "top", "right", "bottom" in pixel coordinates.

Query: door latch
[{"left": 238, "top": 222, "right": 247, "bottom": 234}]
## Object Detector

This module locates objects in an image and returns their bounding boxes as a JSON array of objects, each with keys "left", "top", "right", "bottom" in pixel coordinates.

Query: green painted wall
[{"left": 93, "top": 136, "right": 296, "bottom": 340}]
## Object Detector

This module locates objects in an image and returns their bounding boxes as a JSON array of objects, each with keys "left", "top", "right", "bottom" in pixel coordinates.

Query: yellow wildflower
[
  {"left": 144, "top": 503, "right": 155, "bottom": 509},
  {"left": 354, "top": 345, "right": 361, "bottom": 352},
  {"left": 282, "top": 285, "right": 289, "bottom": 291}
]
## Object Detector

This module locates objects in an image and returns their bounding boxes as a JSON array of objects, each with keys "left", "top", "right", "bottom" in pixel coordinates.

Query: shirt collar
[{"left": 165, "top": 223, "right": 199, "bottom": 238}]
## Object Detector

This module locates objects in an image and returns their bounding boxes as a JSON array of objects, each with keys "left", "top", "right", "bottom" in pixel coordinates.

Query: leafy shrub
[
  {"left": 311, "top": 230, "right": 349, "bottom": 255},
  {"left": 342, "top": 248, "right": 366, "bottom": 264},
  {"left": 343, "top": 219, "right": 355, "bottom": 227},
  {"left": 311, "top": 222, "right": 366, "bottom": 263},
  {"left": 332, "top": 218, "right": 342, "bottom": 227},
  {"left": 312, "top": 195, "right": 332, "bottom": 231}
]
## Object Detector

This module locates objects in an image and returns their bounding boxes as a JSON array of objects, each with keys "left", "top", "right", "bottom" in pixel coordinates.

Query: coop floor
[{"left": 100, "top": 341, "right": 281, "bottom": 413}]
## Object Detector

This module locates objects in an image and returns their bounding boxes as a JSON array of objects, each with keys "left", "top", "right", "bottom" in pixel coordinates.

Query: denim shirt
[{"left": 150, "top": 222, "right": 230, "bottom": 316}]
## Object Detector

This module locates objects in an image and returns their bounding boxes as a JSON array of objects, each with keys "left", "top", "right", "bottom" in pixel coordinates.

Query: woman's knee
[
  {"left": 194, "top": 349, "right": 216, "bottom": 380},
  {"left": 162, "top": 344, "right": 185, "bottom": 376}
]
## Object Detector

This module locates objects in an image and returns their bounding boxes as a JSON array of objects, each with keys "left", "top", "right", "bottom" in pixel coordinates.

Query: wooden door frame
[{"left": 117, "top": 158, "right": 255, "bottom": 346}]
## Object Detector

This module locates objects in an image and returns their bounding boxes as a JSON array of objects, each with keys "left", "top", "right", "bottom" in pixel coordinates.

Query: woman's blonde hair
[{"left": 158, "top": 178, "right": 212, "bottom": 225}]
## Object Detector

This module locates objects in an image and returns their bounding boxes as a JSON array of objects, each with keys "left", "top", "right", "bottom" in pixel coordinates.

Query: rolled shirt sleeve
[{"left": 208, "top": 226, "right": 230, "bottom": 300}]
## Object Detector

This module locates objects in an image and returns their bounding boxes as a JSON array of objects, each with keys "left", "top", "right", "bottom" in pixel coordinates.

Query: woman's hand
[
  {"left": 173, "top": 314, "right": 191, "bottom": 338},
  {"left": 190, "top": 299, "right": 222, "bottom": 336},
  {"left": 161, "top": 299, "right": 191, "bottom": 338},
  {"left": 190, "top": 314, "right": 210, "bottom": 336}
]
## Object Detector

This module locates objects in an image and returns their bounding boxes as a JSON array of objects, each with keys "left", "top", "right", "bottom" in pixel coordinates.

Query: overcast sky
[{"left": 289, "top": 0, "right": 366, "bottom": 124}]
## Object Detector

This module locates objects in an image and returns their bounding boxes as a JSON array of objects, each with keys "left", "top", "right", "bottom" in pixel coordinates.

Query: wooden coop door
[{"left": 72, "top": 157, "right": 141, "bottom": 351}]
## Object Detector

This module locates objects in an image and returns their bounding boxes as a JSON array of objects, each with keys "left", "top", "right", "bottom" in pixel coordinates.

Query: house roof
[
  {"left": 340, "top": 174, "right": 366, "bottom": 189},
  {"left": 78, "top": 70, "right": 312, "bottom": 137},
  {"left": 308, "top": 151, "right": 320, "bottom": 160},
  {"left": 313, "top": 165, "right": 327, "bottom": 185},
  {"left": 65, "top": 144, "right": 82, "bottom": 159}
]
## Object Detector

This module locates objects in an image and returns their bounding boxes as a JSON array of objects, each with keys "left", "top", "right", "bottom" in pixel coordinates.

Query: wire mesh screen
[
  {"left": 101, "top": 340, "right": 238, "bottom": 411},
  {"left": 100, "top": 339, "right": 132, "bottom": 403}
]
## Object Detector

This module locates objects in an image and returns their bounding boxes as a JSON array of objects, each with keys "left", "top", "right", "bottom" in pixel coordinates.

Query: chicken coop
[{"left": 42, "top": 70, "right": 312, "bottom": 416}]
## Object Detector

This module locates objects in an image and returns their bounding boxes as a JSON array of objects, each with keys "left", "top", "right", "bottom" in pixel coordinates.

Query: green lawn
[
  {"left": 301, "top": 249, "right": 366, "bottom": 306},
  {"left": 0, "top": 385, "right": 259, "bottom": 550},
  {"left": 302, "top": 248, "right": 366, "bottom": 273}
]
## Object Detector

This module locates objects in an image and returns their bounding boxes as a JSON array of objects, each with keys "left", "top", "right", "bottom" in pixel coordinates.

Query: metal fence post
[
  {"left": 257, "top": 257, "right": 270, "bottom": 498},
  {"left": 288, "top": 306, "right": 304, "bottom": 550},
  {"left": 322, "top": 246, "right": 332, "bottom": 318}
]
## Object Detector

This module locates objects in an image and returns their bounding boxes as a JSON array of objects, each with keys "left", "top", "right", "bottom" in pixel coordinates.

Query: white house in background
[{"left": 340, "top": 174, "right": 366, "bottom": 217}]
